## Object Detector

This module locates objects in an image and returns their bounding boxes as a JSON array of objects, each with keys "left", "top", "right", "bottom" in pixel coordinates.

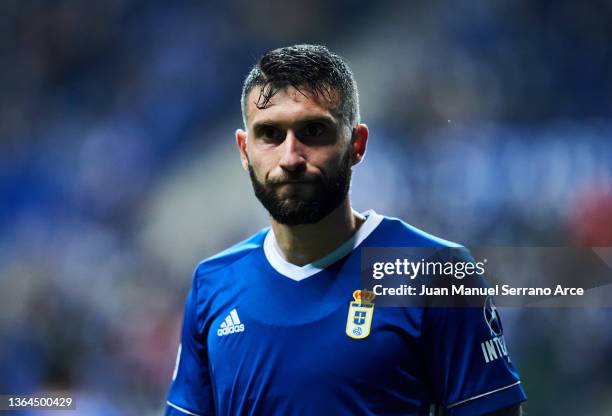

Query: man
[{"left": 165, "top": 44, "right": 526, "bottom": 415}]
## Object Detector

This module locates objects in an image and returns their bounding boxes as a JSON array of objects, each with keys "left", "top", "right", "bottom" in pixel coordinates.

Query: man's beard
[{"left": 248, "top": 151, "right": 352, "bottom": 226}]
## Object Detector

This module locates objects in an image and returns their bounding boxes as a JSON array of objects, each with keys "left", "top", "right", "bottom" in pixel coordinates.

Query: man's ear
[
  {"left": 236, "top": 129, "right": 249, "bottom": 171},
  {"left": 350, "top": 123, "right": 368, "bottom": 165}
]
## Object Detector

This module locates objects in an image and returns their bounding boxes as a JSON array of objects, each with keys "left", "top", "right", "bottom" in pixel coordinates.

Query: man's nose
[{"left": 278, "top": 131, "right": 306, "bottom": 172}]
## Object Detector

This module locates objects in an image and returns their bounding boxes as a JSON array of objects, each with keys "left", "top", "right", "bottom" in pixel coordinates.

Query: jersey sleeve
[
  {"left": 165, "top": 275, "right": 215, "bottom": 416},
  {"left": 422, "top": 301, "right": 527, "bottom": 415}
]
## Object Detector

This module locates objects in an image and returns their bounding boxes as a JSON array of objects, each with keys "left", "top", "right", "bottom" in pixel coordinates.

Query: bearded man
[{"left": 165, "top": 44, "right": 526, "bottom": 416}]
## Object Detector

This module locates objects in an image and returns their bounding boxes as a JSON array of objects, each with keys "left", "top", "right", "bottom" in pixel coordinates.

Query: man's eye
[
  {"left": 301, "top": 124, "right": 325, "bottom": 138},
  {"left": 262, "top": 127, "right": 282, "bottom": 141}
]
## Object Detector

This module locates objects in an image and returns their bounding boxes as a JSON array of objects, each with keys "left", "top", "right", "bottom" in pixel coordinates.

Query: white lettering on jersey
[
  {"left": 481, "top": 335, "right": 508, "bottom": 363},
  {"left": 217, "top": 309, "right": 245, "bottom": 337}
]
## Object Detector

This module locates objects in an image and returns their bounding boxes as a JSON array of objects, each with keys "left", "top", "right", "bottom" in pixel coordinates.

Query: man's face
[{"left": 237, "top": 86, "right": 356, "bottom": 225}]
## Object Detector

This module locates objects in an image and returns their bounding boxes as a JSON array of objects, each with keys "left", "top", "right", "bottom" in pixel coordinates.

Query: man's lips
[
  {"left": 271, "top": 179, "right": 318, "bottom": 186},
  {"left": 279, "top": 181, "right": 313, "bottom": 184}
]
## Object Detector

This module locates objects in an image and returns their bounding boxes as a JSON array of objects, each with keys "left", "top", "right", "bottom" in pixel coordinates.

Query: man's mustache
[{"left": 266, "top": 174, "right": 323, "bottom": 186}]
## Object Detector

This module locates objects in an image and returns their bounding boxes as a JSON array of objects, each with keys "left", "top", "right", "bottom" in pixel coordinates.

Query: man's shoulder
[
  {"left": 376, "top": 214, "right": 463, "bottom": 248},
  {"left": 194, "top": 227, "right": 268, "bottom": 279}
]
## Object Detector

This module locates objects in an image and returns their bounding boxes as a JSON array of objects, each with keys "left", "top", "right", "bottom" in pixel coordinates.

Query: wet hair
[{"left": 241, "top": 44, "right": 360, "bottom": 128}]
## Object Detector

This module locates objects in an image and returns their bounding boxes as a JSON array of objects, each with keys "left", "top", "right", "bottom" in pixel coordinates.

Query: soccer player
[{"left": 165, "top": 44, "right": 526, "bottom": 416}]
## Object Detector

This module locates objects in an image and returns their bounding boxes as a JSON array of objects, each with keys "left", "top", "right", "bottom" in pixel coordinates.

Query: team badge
[{"left": 346, "top": 289, "right": 375, "bottom": 339}]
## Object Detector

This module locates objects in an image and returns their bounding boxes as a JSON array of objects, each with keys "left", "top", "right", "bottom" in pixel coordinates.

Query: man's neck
[{"left": 270, "top": 199, "right": 365, "bottom": 266}]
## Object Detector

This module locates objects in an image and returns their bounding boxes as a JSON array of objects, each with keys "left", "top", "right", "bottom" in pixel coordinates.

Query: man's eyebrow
[
  {"left": 296, "top": 116, "right": 338, "bottom": 126},
  {"left": 251, "top": 116, "right": 337, "bottom": 131}
]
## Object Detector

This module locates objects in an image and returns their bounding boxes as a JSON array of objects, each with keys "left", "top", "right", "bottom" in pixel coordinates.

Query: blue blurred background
[{"left": 1, "top": 0, "right": 611, "bottom": 414}]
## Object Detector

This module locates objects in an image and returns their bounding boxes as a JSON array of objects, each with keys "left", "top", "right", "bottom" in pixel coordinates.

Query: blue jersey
[{"left": 165, "top": 211, "right": 526, "bottom": 416}]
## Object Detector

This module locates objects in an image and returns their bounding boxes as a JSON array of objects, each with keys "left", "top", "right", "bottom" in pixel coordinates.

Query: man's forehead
[{"left": 245, "top": 85, "right": 341, "bottom": 126}]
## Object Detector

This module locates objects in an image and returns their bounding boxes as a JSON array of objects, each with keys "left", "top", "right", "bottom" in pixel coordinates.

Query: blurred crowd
[{"left": 0, "top": 1, "right": 611, "bottom": 415}]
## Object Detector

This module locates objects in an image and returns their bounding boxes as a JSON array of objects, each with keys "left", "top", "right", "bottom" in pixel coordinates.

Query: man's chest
[{"left": 206, "top": 297, "right": 426, "bottom": 394}]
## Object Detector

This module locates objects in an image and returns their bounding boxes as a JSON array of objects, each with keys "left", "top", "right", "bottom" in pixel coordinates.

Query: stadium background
[{"left": 1, "top": 0, "right": 611, "bottom": 414}]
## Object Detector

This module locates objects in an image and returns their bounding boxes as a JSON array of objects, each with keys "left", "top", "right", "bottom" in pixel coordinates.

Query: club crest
[{"left": 346, "top": 289, "right": 375, "bottom": 339}]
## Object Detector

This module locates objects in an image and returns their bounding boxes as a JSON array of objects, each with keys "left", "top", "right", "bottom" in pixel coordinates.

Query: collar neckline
[{"left": 263, "top": 209, "right": 384, "bottom": 281}]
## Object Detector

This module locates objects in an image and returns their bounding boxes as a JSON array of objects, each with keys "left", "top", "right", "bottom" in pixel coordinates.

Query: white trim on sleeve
[
  {"left": 166, "top": 401, "right": 204, "bottom": 416},
  {"left": 446, "top": 380, "right": 522, "bottom": 409}
]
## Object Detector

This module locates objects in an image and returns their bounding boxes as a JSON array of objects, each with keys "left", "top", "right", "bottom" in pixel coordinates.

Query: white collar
[{"left": 263, "top": 209, "right": 384, "bottom": 281}]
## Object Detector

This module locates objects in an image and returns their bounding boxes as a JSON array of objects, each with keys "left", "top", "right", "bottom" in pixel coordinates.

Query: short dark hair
[{"left": 240, "top": 44, "right": 360, "bottom": 128}]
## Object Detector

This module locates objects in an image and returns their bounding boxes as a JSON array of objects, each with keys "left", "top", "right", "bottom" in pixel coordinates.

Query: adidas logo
[{"left": 217, "top": 309, "right": 245, "bottom": 337}]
